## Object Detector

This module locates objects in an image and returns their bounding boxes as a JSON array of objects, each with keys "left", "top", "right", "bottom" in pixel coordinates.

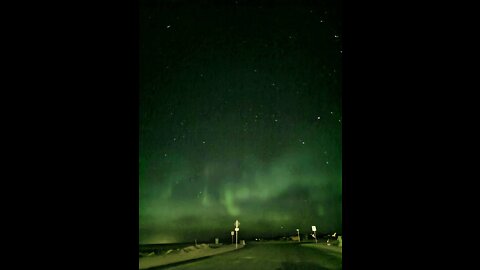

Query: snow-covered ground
[
  {"left": 139, "top": 243, "right": 245, "bottom": 269},
  {"left": 301, "top": 242, "right": 342, "bottom": 254}
]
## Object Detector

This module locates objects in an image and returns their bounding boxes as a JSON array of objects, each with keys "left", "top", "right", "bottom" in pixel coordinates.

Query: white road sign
[
  {"left": 312, "top": 226, "right": 316, "bottom": 232},
  {"left": 231, "top": 231, "right": 234, "bottom": 236},
  {"left": 235, "top": 220, "right": 240, "bottom": 228},
  {"left": 235, "top": 227, "right": 239, "bottom": 231}
]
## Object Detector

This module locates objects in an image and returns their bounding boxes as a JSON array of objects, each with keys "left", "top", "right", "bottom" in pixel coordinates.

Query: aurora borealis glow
[{"left": 140, "top": 0, "right": 342, "bottom": 244}]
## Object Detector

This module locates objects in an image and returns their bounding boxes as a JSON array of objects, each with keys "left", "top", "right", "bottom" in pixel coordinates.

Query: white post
[
  {"left": 234, "top": 220, "right": 240, "bottom": 249},
  {"left": 297, "top": 229, "right": 300, "bottom": 242}
]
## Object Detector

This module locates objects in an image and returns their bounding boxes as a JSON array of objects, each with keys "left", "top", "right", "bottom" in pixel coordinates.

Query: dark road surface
[{"left": 153, "top": 242, "right": 342, "bottom": 270}]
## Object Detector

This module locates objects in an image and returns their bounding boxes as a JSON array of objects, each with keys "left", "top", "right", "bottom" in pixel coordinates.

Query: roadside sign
[
  {"left": 235, "top": 220, "right": 240, "bottom": 228},
  {"left": 231, "top": 231, "right": 234, "bottom": 236},
  {"left": 235, "top": 227, "right": 239, "bottom": 231},
  {"left": 312, "top": 226, "right": 316, "bottom": 232}
]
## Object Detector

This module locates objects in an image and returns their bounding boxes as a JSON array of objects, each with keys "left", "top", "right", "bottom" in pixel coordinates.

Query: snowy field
[
  {"left": 301, "top": 242, "right": 342, "bottom": 255},
  {"left": 139, "top": 243, "right": 245, "bottom": 269}
]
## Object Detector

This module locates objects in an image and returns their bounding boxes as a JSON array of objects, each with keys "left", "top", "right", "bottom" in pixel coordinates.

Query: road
[{"left": 151, "top": 242, "right": 342, "bottom": 270}]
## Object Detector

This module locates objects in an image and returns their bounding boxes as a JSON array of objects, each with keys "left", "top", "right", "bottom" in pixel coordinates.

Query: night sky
[{"left": 140, "top": 0, "right": 342, "bottom": 244}]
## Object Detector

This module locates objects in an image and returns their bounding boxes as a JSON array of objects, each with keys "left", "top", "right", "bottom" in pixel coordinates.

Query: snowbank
[{"left": 139, "top": 244, "right": 244, "bottom": 269}]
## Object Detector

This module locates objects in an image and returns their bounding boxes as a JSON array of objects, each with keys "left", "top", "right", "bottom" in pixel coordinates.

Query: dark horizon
[
  {"left": 139, "top": 230, "right": 336, "bottom": 246},
  {"left": 139, "top": 221, "right": 338, "bottom": 245}
]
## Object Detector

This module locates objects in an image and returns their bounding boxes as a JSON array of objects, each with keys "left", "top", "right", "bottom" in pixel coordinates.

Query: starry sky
[{"left": 140, "top": 0, "right": 342, "bottom": 244}]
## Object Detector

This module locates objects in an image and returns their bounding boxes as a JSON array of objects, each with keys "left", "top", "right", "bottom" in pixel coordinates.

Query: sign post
[
  {"left": 235, "top": 227, "right": 239, "bottom": 248},
  {"left": 296, "top": 229, "right": 300, "bottom": 242},
  {"left": 312, "top": 226, "right": 317, "bottom": 243},
  {"left": 234, "top": 220, "right": 240, "bottom": 249},
  {"left": 231, "top": 231, "right": 234, "bottom": 245}
]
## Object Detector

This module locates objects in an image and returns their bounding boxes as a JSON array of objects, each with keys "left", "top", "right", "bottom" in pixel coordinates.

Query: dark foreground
[{"left": 151, "top": 242, "right": 341, "bottom": 270}]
